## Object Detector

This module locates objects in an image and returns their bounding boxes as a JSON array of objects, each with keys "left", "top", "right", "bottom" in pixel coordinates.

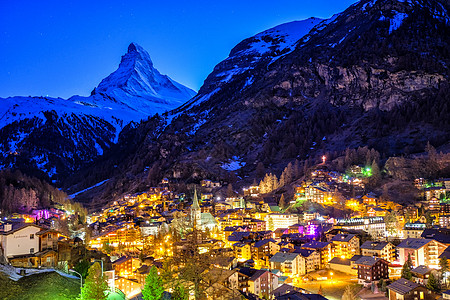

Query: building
[
  {"left": 0, "top": 223, "right": 42, "bottom": 258},
  {"left": 396, "top": 238, "right": 447, "bottom": 268},
  {"left": 360, "top": 241, "right": 395, "bottom": 262},
  {"left": 233, "top": 243, "right": 252, "bottom": 261},
  {"left": 330, "top": 234, "right": 360, "bottom": 259},
  {"left": 265, "top": 214, "right": 299, "bottom": 231},
  {"left": 251, "top": 239, "right": 279, "bottom": 267},
  {"left": 387, "top": 278, "right": 436, "bottom": 300},
  {"left": 295, "top": 249, "right": 320, "bottom": 273},
  {"left": 404, "top": 223, "right": 426, "bottom": 239},
  {"left": 238, "top": 267, "right": 278, "bottom": 299},
  {"left": 270, "top": 252, "right": 303, "bottom": 277},
  {"left": 301, "top": 241, "right": 332, "bottom": 269},
  {"left": 411, "top": 265, "right": 438, "bottom": 285},
  {"left": 335, "top": 217, "right": 386, "bottom": 239},
  {"left": 113, "top": 256, "right": 141, "bottom": 278},
  {"left": 190, "top": 189, "right": 218, "bottom": 231},
  {"left": 327, "top": 257, "right": 357, "bottom": 275},
  {"left": 355, "top": 256, "right": 389, "bottom": 285},
  {"left": 305, "top": 185, "right": 333, "bottom": 204}
]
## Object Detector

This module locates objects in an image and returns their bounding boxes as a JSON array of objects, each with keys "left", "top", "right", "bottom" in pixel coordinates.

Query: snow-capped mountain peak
[{"left": 94, "top": 42, "right": 195, "bottom": 108}]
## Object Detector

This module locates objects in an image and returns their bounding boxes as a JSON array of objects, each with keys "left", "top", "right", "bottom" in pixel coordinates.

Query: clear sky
[{"left": 0, "top": 0, "right": 357, "bottom": 98}]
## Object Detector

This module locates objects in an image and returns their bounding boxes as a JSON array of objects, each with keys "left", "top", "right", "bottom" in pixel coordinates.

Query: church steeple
[
  {"left": 191, "top": 188, "right": 201, "bottom": 228},
  {"left": 192, "top": 188, "right": 200, "bottom": 210}
]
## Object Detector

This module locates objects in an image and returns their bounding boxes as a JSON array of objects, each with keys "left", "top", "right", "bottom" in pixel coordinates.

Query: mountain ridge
[
  {"left": 64, "top": 0, "right": 450, "bottom": 205},
  {"left": 0, "top": 43, "right": 195, "bottom": 182}
]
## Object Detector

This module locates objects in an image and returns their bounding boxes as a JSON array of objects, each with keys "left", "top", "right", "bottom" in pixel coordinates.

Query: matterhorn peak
[{"left": 94, "top": 42, "right": 196, "bottom": 111}]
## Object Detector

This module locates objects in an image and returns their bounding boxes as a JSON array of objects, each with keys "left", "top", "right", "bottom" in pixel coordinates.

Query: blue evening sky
[{"left": 0, "top": 0, "right": 357, "bottom": 98}]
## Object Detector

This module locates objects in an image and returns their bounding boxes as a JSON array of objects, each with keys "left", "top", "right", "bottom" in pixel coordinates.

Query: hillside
[{"left": 62, "top": 0, "right": 449, "bottom": 206}]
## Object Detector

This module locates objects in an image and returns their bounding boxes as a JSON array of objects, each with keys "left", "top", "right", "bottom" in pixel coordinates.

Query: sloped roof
[
  {"left": 270, "top": 252, "right": 299, "bottom": 263},
  {"left": 387, "top": 278, "right": 420, "bottom": 295},
  {"left": 328, "top": 257, "right": 351, "bottom": 266},
  {"left": 411, "top": 265, "right": 433, "bottom": 275},
  {"left": 331, "top": 234, "right": 356, "bottom": 242},
  {"left": 354, "top": 256, "right": 386, "bottom": 267},
  {"left": 361, "top": 241, "right": 390, "bottom": 250},
  {"left": 397, "top": 238, "right": 433, "bottom": 249},
  {"left": 302, "top": 241, "right": 330, "bottom": 249}
]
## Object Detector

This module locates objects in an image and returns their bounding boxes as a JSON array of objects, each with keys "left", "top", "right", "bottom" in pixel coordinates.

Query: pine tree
[
  {"left": 172, "top": 282, "right": 188, "bottom": 300},
  {"left": 78, "top": 262, "right": 108, "bottom": 300},
  {"left": 279, "top": 194, "right": 288, "bottom": 210},
  {"left": 370, "top": 160, "right": 381, "bottom": 184},
  {"left": 401, "top": 254, "right": 413, "bottom": 280},
  {"left": 142, "top": 266, "right": 164, "bottom": 300},
  {"left": 440, "top": 256, "right": 449, "bottom": 288},
  {"left": 379, "top": 278, "right": 386, "bottom": 292},
  {"left": 256, "top": 162, "right": 265, "bottom": 180},
  {"left": 318, "top": 285, "right": 323, "bottom": 295},
  {"left": 342, "top": 285, "right": 357, "bottom": 300},
  {"left": 227, "top": 183, "right": 234, "bottom": 198},
  {"left": 426, "top": 272, "right": 439, "bottom": 292}
]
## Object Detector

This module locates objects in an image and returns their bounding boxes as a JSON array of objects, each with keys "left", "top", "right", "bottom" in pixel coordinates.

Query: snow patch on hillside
[
  {"left": 222, "top": 156, "right": 246, "bottom": 171},
  {"left": 69, "top": 179, "right": 109, "bottom": 197}
]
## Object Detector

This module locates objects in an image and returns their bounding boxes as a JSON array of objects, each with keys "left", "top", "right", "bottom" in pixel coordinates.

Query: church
[{"left": 190, "top": 189, "right": 218, "bottom": 231}]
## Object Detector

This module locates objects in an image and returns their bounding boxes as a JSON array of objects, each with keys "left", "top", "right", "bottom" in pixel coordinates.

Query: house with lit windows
[{"left": 330, "top": 234, "right": 360, "bottom": 259}]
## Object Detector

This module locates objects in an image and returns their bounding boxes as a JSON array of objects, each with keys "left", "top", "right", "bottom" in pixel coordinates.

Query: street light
[{"left": 69, "top": 269, "right": 83, "bottom": 289}]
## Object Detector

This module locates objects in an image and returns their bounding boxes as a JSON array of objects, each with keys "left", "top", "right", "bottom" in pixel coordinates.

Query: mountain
[
  {"left": 64, "top": 0, "right": 450, "bottom": 204},
  {"left": 92, "top": 42, "right": 196, "bottom": 113},
  {"left": 0, "top": 43, "right": 195, "bottom": 182}
]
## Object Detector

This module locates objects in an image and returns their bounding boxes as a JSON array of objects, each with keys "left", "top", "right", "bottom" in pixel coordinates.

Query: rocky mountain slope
[
  {"left": 62, "top": 0, "right": 448, "bottom": 205},
  {"left": 0, "top": 43, "right": 195, "bottom": 182}
]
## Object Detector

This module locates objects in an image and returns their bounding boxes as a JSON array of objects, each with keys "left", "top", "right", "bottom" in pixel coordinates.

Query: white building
[
  {"left": 336, "top": 217, "right": 386, "bottom": 239},
  {"left": 265, "top": 214, "right": 298, "bottom": 231},
  {"left": 0, "top": 223, "right": 42, "bottom": 258}
]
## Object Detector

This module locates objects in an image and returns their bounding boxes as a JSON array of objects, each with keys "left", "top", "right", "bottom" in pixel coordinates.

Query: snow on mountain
[
  {"left": 234, "top": 17, "right": 324, "bottom": 57},
  {"left": 0, "top": 43, "right": 196, "bottom": 179},
  {"left": 183, "top": 17, "right": 323, "bottom": 110},
  {"left": 93, "top": 42, "right": 196, "bottom": 114}
]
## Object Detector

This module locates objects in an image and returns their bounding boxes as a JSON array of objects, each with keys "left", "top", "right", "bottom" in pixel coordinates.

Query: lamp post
[{"left": 69, "top": 269, "right": 83, "bottom": 289}]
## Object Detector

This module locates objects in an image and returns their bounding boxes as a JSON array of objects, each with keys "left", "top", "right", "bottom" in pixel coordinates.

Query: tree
[
  {"left": 342, "top": 285, "right": 357, "bottom": 300},
  {"left": 279, "top": 194, "right": 288, "bottom": 210},
  {"left": 370, "top": 160, "right": 381, "bottom": 185},
  {"left": 379, "top": 278, "right": 387, "bottom": 292},
  {"left": 426, "top": 272, "right": 440, "bottom": 292},
  {"left": 74, "top": 259, "right": 90, "bottom": 279},
  {"left": 440, "top": 256, "right": 449, "bottom": 287},
  {"left": 401, "top": 254, "right": 413, "bottom": 280},
  {"left": 256, "top": 162, "right": 265, "bottom": 179},
  {"left": 227, "top": 183, "right": 234, "bottom": 198},
  {"left": 172, "top": 281, "right": 188, "bottom": 300},
  {"left": 384, "top": 212, "right": 398, "bottom": 236},
  {"left": 78, "top": 262, "right": 108, "bottom": 300},
  {"left": 142, "top": 266, "right": 164, "bottom": 300}
]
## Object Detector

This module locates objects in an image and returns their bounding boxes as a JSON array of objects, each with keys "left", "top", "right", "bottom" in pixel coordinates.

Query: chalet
[
  {"left": 301, "top": 241, "right": 332, "bottom": 269},
  {"left": 387, "top": 278, "right": 436, "bottom": 300},
  {"left": 112, "top": 256, "right": 140, "bottom": 277},
  {"left": 233, "top": 243, "right": 252, "bottom": 261},
  {"left": 330, "top": 234, "right": 360, "bottom": 259},
  {"left": 397, "top": 238, "right": 447, "bottom": 268},
  {"left": 354, "top": 256, "right": 389, "bottom": 285},
  {"left": 251, "top": 239, "right": 279, "bottom": 266},
  {"left": 362, "top": 193, "right": 377, "bottom": 205},
  {"left": 360, "top": 241, "right": 395, "bottom": 262},
  {"left": 411, "top": 265, "right": 438, "bottom": 285},
  {"left": 238, "top": 267, "right": 278, "bottom": 299},
  {"left": 0, "top": 223, "right": 60, "bottom": 268}
]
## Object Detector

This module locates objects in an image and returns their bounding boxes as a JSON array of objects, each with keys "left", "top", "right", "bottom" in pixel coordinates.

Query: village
[{"left": 1, "top": 160, "right": 450, "bottom": 300}]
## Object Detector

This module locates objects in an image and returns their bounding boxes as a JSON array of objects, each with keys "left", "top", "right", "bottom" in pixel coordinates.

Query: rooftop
[{"left": 387, "top": 278, "right": 420, "bottom": 295}]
